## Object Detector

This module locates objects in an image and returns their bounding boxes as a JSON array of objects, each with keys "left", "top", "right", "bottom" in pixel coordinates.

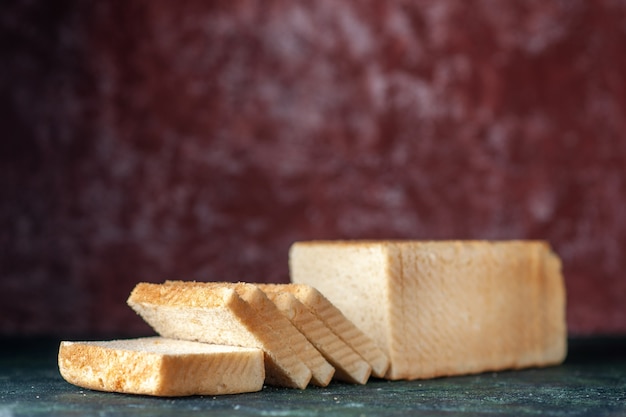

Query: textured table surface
[{"left": 1, "top": 337, "right": 625, "bottom": 417}]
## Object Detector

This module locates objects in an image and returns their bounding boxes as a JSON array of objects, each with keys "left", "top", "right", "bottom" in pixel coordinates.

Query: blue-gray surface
[{"left": 1, "top": 338, "right": 625, "bottom": 417}]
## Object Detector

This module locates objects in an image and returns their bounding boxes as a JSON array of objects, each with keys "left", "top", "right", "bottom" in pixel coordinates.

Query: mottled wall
[{"left": 2, "top": 0, "right": 625, "bottom": 336}]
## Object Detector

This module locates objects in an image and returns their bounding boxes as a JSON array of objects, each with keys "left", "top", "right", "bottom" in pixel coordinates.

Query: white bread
[
  {"left": 289, "top": 240, "right": 568, "bottom": 380},
  {"left": 58, "top": 337, "right": 264, "bottom": 396},
  {"left": 162, "top": 281, "right": 335, "bottom": 387},
  {"left": 257, "top": 283, "right": 372, "bottom": 384},
  {"left": 272, "top": 283, "right": 390, "bottom": 378},
  {"left": 127, "top": 282, "right": 312, "bottom": 389}
]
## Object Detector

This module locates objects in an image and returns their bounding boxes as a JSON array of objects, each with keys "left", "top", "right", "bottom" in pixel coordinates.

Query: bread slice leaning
[
  {"left": 258, "top": 284, "right": 372, "bottom": 384},
  {"left": 127, "top": 282, "right": 311, "bottom": 389},
  {"left": 163, "top": 281, "right": 335, "bottom": 387},
  {"left": 276, "top": 283, "right": 390, "bottom": 378},
  {"left": 58, "top": 337, "right": 264, "bottom": 396}
]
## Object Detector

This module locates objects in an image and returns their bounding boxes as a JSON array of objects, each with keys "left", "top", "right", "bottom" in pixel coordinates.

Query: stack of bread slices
[
  {"left": 58, "top": 240, "right": 567, "bottom": 397},
  {"left": 58, "top": 281, "right": 389, "bottom": 396}
]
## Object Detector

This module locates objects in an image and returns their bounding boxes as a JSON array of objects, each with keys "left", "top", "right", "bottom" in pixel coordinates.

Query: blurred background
[{"left": 1, "top": 0, "right": 625, "bottom": 337}]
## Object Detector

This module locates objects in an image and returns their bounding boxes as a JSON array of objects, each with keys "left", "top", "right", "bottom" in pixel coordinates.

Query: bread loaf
[
  {"left": 289, "top": 240, "right": 567, "bottom": 380},
  {"left": 257, "top": 283, "right": 372, "bottom": 384},
  {"left": 58, "top": 337, "right": 264, "bottom": 396},
  {"left": 127, "top": 282, "right": 312, "bottom": 388}
]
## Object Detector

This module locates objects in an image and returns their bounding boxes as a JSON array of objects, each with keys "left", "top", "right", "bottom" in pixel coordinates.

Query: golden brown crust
[{"left": 129, "top": 281, "right": 232, "bottom": 308}]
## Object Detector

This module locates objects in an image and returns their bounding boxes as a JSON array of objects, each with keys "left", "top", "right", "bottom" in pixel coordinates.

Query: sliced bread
[
  {"left": 58, "top": 337, "right": 264, "bottom": 396},
  {"left": 163, "top": 281, "right": 335, "bottom": 387},
  {"left": 273, "top": 283, "right": 390, "bottom": 378},
  {"left": 127, "top": 282, "right": 311, "bottom": 389},
  {"left": 258, "top": 283, "right": 372, "bottom": 384}
]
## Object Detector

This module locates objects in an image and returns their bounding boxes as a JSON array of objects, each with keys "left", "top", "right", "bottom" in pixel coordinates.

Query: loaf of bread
[
  {"left": 127, "top": 281, "right": 332, "bottom": 388},
  {"left": 58, "top": 337, "right": 264, "bottom": 396},
  {"left": 257, "top": 283, "right": 372, "bottom": 384},
  {"left": 289, "top": 240, "right": 567, "bottom": 380}
]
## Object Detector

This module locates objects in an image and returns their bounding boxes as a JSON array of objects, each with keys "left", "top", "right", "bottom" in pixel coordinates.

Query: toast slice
[
  {"left": 258, "top": 284, "right": 372, "bottom": 384},
  {"left": 58, "top": 337, "right": 264, "bottom": 396},
  {"left": 275, "top": 283, "right": 390, "bottom": 378},
  {"left": 289, "top": 240, "right": 568, "bottom": 380},
  {"left": 127, "top": 282, "right": 311, "bottom": 389},
  {"left": 162, "top": 281, "right": 335, "bottom": 387}
]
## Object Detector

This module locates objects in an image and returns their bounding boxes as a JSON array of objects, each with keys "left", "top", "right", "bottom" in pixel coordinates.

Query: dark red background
[{"left": 2, "top": 1, "right": 625, "bottom": 336}]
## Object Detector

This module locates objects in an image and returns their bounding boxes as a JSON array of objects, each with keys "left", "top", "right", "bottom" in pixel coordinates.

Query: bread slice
[
  {"left": 289, "top": 240, "right": 568, "bottom": 380},
  {"left": 270, "top": 283, "right": 390, "bottom": 378},
  {"left": 58, "top": 337, "right": 264, "bottom": 396},
  {"left": 162, "top": 281, "right": 335, "bottom": 387},
  {"left": 127, "top": 282, "right": 311, "bottom": 389},
  {"left": 257, "top": 283, "right": 372, "bottom": 384}
]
